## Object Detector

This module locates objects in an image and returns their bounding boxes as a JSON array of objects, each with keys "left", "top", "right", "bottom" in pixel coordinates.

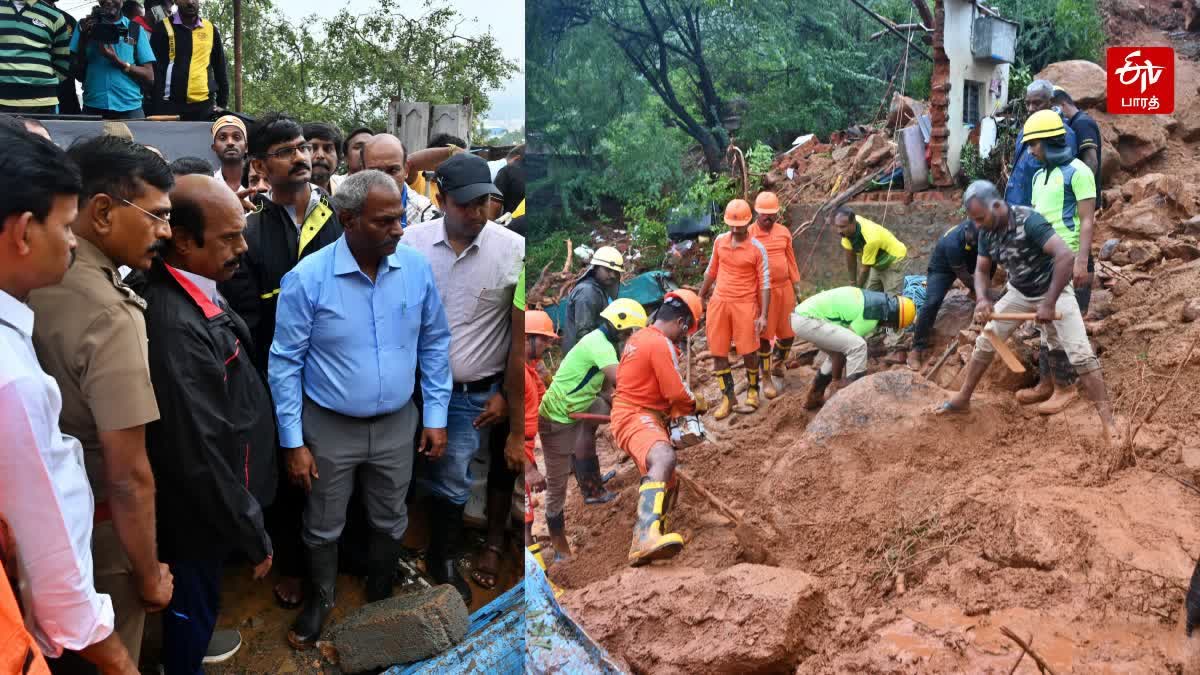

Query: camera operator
[{"left": 70, "top": 0, "right": 156, "bottom": 120}]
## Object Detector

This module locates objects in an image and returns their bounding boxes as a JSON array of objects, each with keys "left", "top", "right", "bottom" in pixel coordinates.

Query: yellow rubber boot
[
  {"left": 745, "top": 368, "right": 761, "bottom": 410},
  {"left": 628, "top": 481, "right": 684, "bottom": 566},
  {"left": 759, "top": 351, "right": 778, "bottom": 399},
  {"left": 527, "top": 544, "right": 563, "bottom": 598},
  {"left": 713, "top": 369, "right": 735, "bottom": 420}
]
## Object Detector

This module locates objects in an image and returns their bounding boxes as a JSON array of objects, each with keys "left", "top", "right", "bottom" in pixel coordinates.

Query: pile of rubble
[{"left": 762, "top": 126, "right": 899, "bottom": 204}]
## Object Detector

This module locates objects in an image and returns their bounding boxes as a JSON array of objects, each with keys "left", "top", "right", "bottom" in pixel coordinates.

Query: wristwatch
[{"left": 122, "top": 62, "right": 131, "bottom": 73}]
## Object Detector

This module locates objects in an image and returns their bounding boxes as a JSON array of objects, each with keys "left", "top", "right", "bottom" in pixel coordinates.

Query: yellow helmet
[
  {"left": 599, "top": 298, "right": 648, "bottom": 331},
  {"left": 590, "top": 246, "right": 625, "bottom": 274},
  {"left": 897, "top": 296, "right": 916, "bottom": 329},
  {"left": 1023, "top": 109, "right": 1066, "bottom": 143}
]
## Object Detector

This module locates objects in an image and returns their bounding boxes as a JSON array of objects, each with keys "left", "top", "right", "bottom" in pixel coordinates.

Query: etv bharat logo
[{"left": 1107, "top": 47, "right": 1174, "bottom": 114}]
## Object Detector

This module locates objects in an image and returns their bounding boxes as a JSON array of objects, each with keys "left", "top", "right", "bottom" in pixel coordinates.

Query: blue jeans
[
  {"left": 161, "top": 559, "right": 222, "bottom": 675},
  {"left": 912, "top": 270, "right": 956, "bottom": 351},
  {"left": 420, "top": 383, "right": 498, "bottom": 505}
]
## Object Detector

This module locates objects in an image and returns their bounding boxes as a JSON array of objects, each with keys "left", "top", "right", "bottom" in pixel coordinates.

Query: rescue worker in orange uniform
[
  {"left": 749, "top": 191, "right": 801, "bottom": 398},
  {"left": 610, "top": 290, "right": 705, "bottom": 566},
  {"left": 699, "top": 199, "right": 770, "bottom": 419},
  {"left": 523, "top": 311, "right": 555, "bottom": 569}
]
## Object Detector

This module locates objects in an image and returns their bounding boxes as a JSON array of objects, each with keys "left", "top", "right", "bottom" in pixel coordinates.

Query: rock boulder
[
  {"left": 562, "top": 564, "right": 825, "bottom": 675},
  {"left": 1036, "top": 60, "right": 1106, "bottom": 108}
]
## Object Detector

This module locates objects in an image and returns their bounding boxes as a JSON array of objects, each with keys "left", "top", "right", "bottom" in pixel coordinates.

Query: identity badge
[{"left": 1107, "top": 46, "right": 1174, "bottom": 114}]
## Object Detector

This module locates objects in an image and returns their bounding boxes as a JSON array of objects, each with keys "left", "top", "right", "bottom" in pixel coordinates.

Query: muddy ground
[{"left": 538, "top": 2, "right": 1200, "bottom": 672}]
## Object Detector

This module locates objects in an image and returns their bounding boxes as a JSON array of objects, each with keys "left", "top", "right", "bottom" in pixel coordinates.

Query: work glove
[{"left": 693, "top": 394, "right": 708, "bottom": 414}]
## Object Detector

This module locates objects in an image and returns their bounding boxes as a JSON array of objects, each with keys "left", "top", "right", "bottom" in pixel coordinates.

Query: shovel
[{"left": 676, "top": 469, "right": 776, "bottom": 566}]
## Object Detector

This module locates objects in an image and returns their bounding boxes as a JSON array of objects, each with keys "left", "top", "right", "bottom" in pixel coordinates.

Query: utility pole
[{"left": 233, "top": 0, "right": 243, "bottom": 111}]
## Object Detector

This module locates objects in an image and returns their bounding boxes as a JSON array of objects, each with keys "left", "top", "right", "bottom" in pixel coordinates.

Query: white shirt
[
  {"left": 0, "top": 290, "right": 115, "bottom": 657},
  {"left": 176, "top": 267, "right": 226, "bottom": 307}
]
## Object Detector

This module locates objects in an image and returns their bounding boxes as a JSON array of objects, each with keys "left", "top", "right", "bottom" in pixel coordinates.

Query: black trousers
[
  {"left": 161, "top": 559, "right": 222, "bottom": 675},
  {"left": 912, "top": 270, "right": 956, "bottom": 352}
]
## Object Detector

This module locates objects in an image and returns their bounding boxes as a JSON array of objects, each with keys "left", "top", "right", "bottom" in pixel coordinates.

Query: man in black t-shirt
[
  {"left": 494, "top": 143, "right": 525, "bottom": 216},
  {"left": 1053, "top": 87, "right": 1102, "bottom": 190},
  {"left": 908, "top": 219, "right": 985, "bottom": 369},
  {"left": 936, "top": 181, "right": 1119, "bottom": 446}
]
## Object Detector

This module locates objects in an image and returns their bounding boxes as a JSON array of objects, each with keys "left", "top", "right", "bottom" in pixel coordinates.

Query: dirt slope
[{"left": 541, "top": 4, "right": 1200, "bottom": 672}]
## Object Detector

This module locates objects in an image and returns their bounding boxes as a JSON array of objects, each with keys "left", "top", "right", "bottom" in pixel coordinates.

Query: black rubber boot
[
  {"left": 803, "top": 372, "right": 833, "bottom": 410},
  {"left": 573, "top": 456, "right": 617, "bottom": 504},
  {"left": 427, "top": 496, "right": 473, "bottom": 607},
  {"left": 288, "top": 542, "right": 337, "bottom": 649},
  {"left": 365, "top": 530, "right": 403, "bottom": 603}
]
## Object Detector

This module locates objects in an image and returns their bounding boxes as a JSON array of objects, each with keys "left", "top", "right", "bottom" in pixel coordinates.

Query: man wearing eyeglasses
[
  {"left": 402, "top": 153, "right": 524, "bottom": 604},
  {"left": 218, "top": 111, "right": 342, "bottom": 616},
  {"left": 27, "top": 135, "right": 176, "bottom": 667}
]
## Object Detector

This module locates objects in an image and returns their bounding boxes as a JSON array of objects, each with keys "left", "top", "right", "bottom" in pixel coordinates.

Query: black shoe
[
  {"left": 365, "top": 531, "right": 403, "bottom": 603},
  {"left": 427, "top": 497, "right": 473, "bottom": 606},
  {"left": 573, "top": 456, "right": 617, "bottom": 505},
  {"left": 288, "top": 542, "right": 337, "bottom": 650}
]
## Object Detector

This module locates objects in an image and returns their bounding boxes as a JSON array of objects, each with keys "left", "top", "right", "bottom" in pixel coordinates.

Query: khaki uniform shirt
[{"left": 27, "top": 237, "right": 160, "bottom": 502}]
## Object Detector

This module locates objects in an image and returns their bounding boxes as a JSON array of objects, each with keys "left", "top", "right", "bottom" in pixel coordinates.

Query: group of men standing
[
  {"left": 0, "top": 102, "right": 525, "bottom": 674},
  {"left": 0, "top": 0, "right": 228, "bottom": 121}
]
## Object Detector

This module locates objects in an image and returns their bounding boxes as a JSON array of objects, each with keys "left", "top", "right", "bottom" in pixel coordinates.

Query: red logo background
[{"left": 1107, "top": 46, "right": 1174, "bottom": 114}]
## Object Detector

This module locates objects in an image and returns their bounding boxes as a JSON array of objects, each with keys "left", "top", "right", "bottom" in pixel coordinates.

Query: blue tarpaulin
[
  {"left": 524, "top": 552, "right": 625, "bottom": 674},
  {"left": 545, "top": 271, "right": 677, "bottom": 330}
]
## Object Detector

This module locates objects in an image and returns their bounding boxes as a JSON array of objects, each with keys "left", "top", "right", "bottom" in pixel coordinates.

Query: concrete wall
[
  {"left": 943, "top": 0, "right": 1010, "bottom": 177},
  {"left": 786, "top": 200, "right": 965, "bottom": 291}
]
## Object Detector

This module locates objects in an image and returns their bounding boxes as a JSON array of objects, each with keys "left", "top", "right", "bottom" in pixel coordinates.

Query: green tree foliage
[
  {"left": 989, "top": 0, "right": 1104, "bottom": 73},
  {"left": 203, "top": 0, "right": 516, "bottom": 131}
]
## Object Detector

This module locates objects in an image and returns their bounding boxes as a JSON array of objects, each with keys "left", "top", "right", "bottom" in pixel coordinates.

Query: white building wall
[{"left": 943, "top": 0, "right": 1010, "bottom": 176}]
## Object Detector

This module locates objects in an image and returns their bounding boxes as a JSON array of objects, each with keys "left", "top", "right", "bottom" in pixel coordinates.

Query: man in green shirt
[
  {"left": 835, "top": 207, "right": 909, "bottom": 294},
  {"left": 537, "top": 298, "right": 647, "bottom": 559},
  {"left": 791, "top": 286, "right": 915, "bottom": 410},
  {"left": 1020, "top": 109, "right": 1098, "bottom": 415}
]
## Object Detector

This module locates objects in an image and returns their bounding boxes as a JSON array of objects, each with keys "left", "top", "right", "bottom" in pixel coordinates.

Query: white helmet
[{"left": 590, "top": 246, "right": 624, "bottom": 274}]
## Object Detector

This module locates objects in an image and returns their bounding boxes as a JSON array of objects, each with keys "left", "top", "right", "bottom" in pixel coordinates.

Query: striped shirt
[{"left": 0, "top": 0, "right": 71, "bottom": 109}]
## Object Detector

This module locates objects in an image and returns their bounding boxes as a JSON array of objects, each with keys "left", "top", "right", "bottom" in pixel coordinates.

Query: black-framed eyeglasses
[{"left": 263, "top": 143, "right": 313, "bottom": 160}]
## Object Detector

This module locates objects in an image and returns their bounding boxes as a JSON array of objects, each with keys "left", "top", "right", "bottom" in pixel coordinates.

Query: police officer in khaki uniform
[{"left": 28, "top": 136, "right": 176, "bottom": 666}]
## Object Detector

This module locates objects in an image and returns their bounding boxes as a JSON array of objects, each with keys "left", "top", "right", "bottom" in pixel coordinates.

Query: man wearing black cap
[{"left": 402, "top": 153, "right": 524, "bottom": 603}]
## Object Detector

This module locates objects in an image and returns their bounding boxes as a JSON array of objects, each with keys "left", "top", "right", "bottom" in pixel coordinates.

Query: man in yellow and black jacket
[
  {"left": 220, "top": 113, "right": 342, "bottom": 374},
  {"left": 149, "top": 0, "right": 228, "bottom": 120}
]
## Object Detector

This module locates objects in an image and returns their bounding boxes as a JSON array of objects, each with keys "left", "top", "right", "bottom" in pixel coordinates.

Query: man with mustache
[
  {"left": 302, "top": 122, "right": 341, "bottom": 196},
  {"left": 269, "top": 170, "right": 450, "bottom": 647},
  {"left": 0, "top": 123, "right": 141, "bottom": 675},
  {"left": 403, "top": 153, "right": 524, "bottom": 604},
  {"left": 128, "top": 175, "right": 275, "bottom": 672},
  {"left": 218, "top": 112, "right": 342, "bottom": 613},
  {"left": 210, "top": 115, "right": 247, "bottom": 192},
  {"left": 28, "top": 136, "right": 175, "bottom": 667}
]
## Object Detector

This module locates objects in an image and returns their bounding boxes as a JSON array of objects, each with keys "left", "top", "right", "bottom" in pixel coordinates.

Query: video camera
[
  {"left": 84, "top": 7, "right": 129, "bottom": 44},
  {"left": 89, "top": 22, "right": 129, "bottom": 44}
]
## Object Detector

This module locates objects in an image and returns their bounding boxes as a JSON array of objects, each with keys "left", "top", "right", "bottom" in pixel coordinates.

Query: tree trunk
[{"left": 699, "top": 133, "right": 723, "bottom": 174}]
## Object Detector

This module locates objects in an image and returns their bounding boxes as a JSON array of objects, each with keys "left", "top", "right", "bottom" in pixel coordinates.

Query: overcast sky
[{"left": 66, "top": 0, "right": 525, "bottom": 123}]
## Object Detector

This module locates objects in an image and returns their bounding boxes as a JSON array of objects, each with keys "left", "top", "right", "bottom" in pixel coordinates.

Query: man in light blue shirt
[
  {"left": 268, "top": 170, "right": 451, "bottom": 648},
  {"left": 70, "top": 0, "right": 155, "bottom": 119}
]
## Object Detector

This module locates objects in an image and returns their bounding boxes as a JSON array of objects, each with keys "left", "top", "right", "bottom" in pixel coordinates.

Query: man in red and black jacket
[{"left": 130, "top": 175, "right": 276, "bottom": 672}]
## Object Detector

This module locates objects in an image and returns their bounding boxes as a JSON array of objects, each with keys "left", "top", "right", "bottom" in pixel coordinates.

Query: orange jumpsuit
[
  {"left": 523, "top": 361, "right": 546, "bottom": 525},
  {"left": 704, "top": 232, "right": 769, "bottom": 358},
  {"left": 750, "top": 222, "right": 801, "bottom": 340},
  {"left": 610, "top": 326, "right": 697, "bottom": 474}
]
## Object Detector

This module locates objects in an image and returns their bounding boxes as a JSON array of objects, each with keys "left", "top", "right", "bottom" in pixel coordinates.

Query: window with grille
[{"left": 963, "top": 80, "right": 983, "bottom": 125}]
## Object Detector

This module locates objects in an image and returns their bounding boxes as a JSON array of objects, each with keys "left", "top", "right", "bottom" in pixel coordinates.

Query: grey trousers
[
  {"left": 537, "top": 398, "right": 610, "bottom": 518},
  {"left": 301, "top": 398, "right": 418, "bottom": 547}
]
